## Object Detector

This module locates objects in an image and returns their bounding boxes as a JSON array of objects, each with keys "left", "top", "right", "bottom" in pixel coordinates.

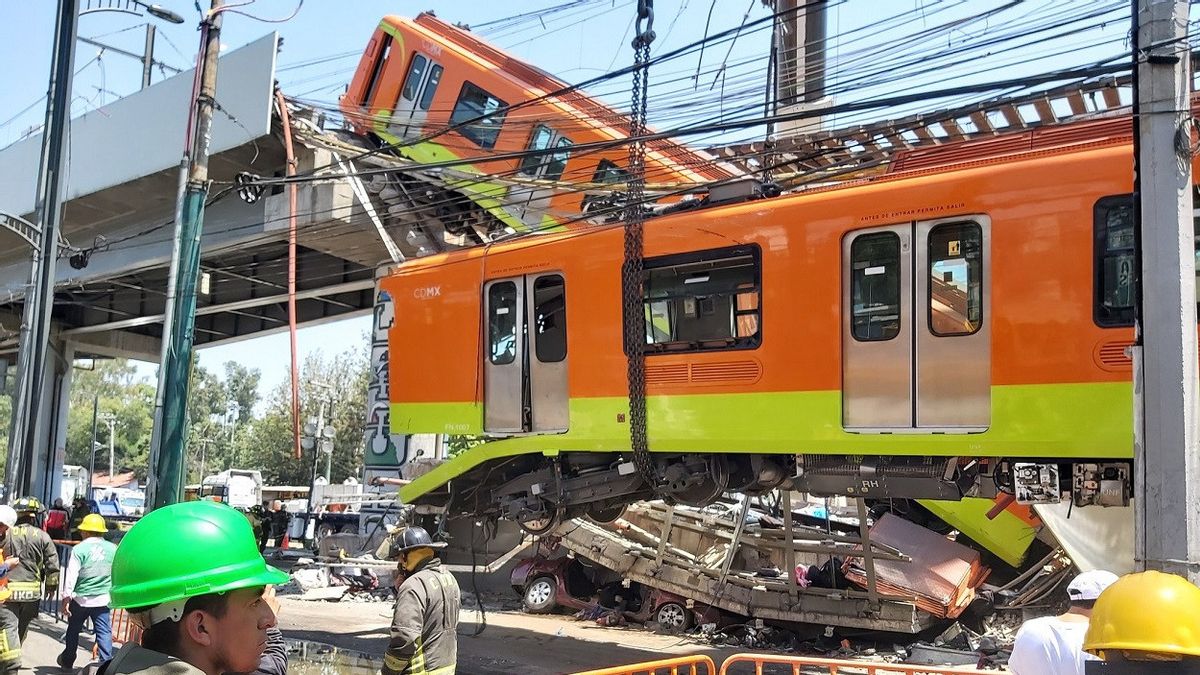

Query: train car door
[
  {"left": 389, "top": 52, "right": 443, "bottom": 140},
  {"left": 842, "top": 217, "right": 990, "bottom": 430},
  {"left": 483, "top": 274, "right": 569, "bottom": 433}
]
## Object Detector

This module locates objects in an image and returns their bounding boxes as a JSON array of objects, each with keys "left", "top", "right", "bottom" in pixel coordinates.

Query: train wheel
[
  {"left": 586, "top": 504, "right": 626, "bottom": 524},
  {"left": 518, "top": 507, "right": 563, "bottom": 536},
  {"left": 671, "top": 455, "right": 730, "bottom": 507}
]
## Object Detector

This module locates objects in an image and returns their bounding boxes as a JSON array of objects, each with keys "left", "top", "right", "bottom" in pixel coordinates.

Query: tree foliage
[{"left": 50, "top": 341, "right": 370, "bottom": 488}]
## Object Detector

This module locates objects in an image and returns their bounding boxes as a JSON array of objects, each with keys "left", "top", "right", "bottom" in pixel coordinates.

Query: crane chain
[{"left": 622, "top": 1, "right": 658, "bottom": 494}]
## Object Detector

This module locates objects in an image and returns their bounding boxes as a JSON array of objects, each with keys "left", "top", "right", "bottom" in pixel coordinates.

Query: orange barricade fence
[
  {"left": 93, "top": 609, "right": 143, "bottom": 658},
  {"left": 570, "top": 654, "right": 719, "bottom": 675},
  {"left": 718, "top": 654, "right": 986, "bottom": 675}
]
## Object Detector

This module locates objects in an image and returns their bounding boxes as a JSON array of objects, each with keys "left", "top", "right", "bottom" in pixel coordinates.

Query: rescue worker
[
  {"left": 1083, "top": 570, "right": 1200, "bottom": 673},
  {"left": 0, "top": 496, "right": 59, "bottom": 643},
  {"left": 58, "top": 514, "right": 117, "bottom": 670},
  {"left": 383, "top": 526, "right": 460, "bottom": 675},
  {"left": 0, "top": 506, "right": 24, "bottom": 674},
  {"left": 44, "top": 498, "right": 69, "bottom": 540},
  {"left": 103, "top": 500, "right": 290, "bottom": 675},
  {"left": 1009, "top": 569, "right": 1118, "bottom": 675}
]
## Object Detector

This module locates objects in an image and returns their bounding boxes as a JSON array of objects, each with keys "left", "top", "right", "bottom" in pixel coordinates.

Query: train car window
[
  {"left": 488, "top": 282, "right": 518, "bottom": 365},
  {"left": 451, "top": 82, "right": 508, "bottom": 149},
  {"left": 362, "top": 34, "right": 393, "bottom": 108},
  {"left": 401, "top": 54, "right": 429, "bottom": 102},
  {"left": 519, "top": 126, "right": 554, "bottom": 176},
  {"left": 519, "top": 126, "right": 574, "bottom": 181},
  {"left": 547, "top": 137, "right": 574, "bottom": 181},
  {"left": 533, "top": 275, "right": 567, "bottom": 363},
  {"left": 641, "top": 245, "right": 762, "bottom": 353},
  {"left": 928, "top": 222, "right": 983, "bottom": 337},
  {"left": 418, "top": 65, "right": 443, "bottom": 110},
  {"left": 594, "top": 159, "right": 629, "bottom": 184},
  {"left": 1094, "top": 196, "right": 1200, "bottom": 327},
  {"left": 850, "top": 232, "right": 901, "bottom": 341}
]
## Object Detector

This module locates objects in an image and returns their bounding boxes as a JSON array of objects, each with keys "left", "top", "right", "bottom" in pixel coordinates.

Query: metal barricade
[
  {"left": 39, "top": 541, "right": 77, "bottom": 622},
  {"left": 718, "top": 654, "right": 986, "bottom": 675},
  {"left": 94, "top": 609, "right": 142, "bottom": 657},
  {"left": 570, "top": 654, "right": 719, "bottom": 675}
]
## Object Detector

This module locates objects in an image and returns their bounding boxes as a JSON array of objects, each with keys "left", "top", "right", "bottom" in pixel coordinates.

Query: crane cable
[{"left": 623, "top": 0, "right": 659, "bottom": 496}]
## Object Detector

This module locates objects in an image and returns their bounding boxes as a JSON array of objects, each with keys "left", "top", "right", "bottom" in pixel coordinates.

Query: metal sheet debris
[{"left": 843, "top": 513, "right": 990, "bottom": 619}]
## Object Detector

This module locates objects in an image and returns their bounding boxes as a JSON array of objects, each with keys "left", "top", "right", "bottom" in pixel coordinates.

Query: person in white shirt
[
  {"left": 1009, "top": 569, "right": 1120, "bottom": 675},
  {"left": 56, "top": 514, "right": 118, "bottom": 670}
]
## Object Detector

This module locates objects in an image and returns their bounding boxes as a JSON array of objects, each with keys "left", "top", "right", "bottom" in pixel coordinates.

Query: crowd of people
[
  {"left": 0, "top": 495, "right": 460, "bottom": 675},
  {"left": 6, "top": 490, "right": 1200, "bottom": 674}
]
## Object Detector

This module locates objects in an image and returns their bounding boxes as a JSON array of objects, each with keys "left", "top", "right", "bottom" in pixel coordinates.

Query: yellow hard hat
[
  {"left": 1084, "top": 570, "right": 1200, "bottom": 660},
  {"left": 78, "top": 513, "right": 108, "bottom": 533}
]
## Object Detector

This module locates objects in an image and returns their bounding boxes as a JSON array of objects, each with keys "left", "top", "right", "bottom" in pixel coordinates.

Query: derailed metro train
[{"left": 378, "top": 106, "right": 1191, "bottom": 565}]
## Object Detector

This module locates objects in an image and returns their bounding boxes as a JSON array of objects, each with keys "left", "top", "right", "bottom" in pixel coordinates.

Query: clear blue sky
[{"left": 0, "top": 1, "right": 1138, "bottom": 403}]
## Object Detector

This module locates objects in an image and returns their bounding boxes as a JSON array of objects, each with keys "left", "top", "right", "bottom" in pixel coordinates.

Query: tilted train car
[
  {"left": 382, "top": 111, "right": 1196, "bottom": 541},
  {"left": 339, "top": 12, "right": 733, "bottom": 235}
]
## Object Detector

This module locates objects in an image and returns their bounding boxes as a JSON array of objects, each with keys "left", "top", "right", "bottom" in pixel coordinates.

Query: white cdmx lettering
[{"left": 413, "top": 286, "right": 442, "bottom": 300}]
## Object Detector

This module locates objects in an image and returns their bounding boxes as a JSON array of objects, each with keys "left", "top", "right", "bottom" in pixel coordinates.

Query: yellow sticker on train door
[{"left": 948, "top": 240, "right": 960, "bottom": 256}]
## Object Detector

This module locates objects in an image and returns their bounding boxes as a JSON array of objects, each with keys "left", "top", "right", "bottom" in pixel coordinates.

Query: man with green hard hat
[{"left": 102, "top": 500, "right": 290, "bottom": 675}]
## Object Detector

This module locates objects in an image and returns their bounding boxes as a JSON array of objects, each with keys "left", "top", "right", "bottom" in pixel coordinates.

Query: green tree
[
  {"left": 65, "top": 359, "right": 155, "bottom": 480},
  {"left": 239, "top": 344, "right": 369, "bottom": 485}
]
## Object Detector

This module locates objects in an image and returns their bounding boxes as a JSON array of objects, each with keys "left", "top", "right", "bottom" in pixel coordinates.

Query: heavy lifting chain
[{"left": 622, "top": 0, "right": 658, "bottom": 494}]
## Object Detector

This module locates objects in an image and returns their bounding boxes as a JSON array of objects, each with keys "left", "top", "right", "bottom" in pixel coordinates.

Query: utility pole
[
  {"left": 301, "top": 382, "right": 333, "bottom": 538},
  {"left": 87, "top": 395, "right": 98, "bottom": 497},
  {"left": 196, "top": 437, "right": 210, "bottom": 481},
  {"left": 4, "top": 0, "right": 80, "bottom": 502},
  {"left": 147, "top": 0, "right": 224, "bottom": 510},
  {"left": 142, "top": 23, "right": 156, "bottom": 88},
  {"left": 1132, "top": 0, "right": 1200, "bottom": 584},
  {"left": 772, "top": 0, "right": 829, "bottom": 138},
  {"left": 99, "top": 412, "right": 116, "bottom": 480}
]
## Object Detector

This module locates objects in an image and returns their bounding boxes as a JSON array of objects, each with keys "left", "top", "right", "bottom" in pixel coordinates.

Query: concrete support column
[{"left": 27, "top": 336, "right": 73, "bottom": 503}]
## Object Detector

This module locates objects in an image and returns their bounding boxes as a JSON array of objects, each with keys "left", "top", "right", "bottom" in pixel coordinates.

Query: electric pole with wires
[
  {"left": 1131, "top": 0, "right": 1200, "bottom": 585},
  {"left": 146, "top": 0, "right": 224, "bottom": 510}
]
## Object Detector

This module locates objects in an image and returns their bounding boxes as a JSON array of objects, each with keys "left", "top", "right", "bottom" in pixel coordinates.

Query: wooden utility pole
[
  {"left": 147, "top": 0, "right": 224, "bottom": 510},
  {"left": 1133, "top": 0, "right": 1200, "bottom": 584}
]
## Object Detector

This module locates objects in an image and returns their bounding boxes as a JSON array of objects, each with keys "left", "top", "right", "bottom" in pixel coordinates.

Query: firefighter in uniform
[
  {"left": 0, "top": 506, "right": 23, "bottom": 674},
  {"left": 0, "top": 497, "right": 59, "bottom": 643},
  {"left": 381, "top": 526, "right": 460, "bottom": 675}
]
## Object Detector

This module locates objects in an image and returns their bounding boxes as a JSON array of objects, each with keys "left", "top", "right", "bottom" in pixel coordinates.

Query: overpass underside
[{"left": 0, "top": 35, "right": 401, "bottom": 499}]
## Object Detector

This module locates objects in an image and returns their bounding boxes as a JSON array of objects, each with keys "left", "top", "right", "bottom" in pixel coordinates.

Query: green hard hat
[{"left": 110, "top": 500, "right": 289, "bottom": 610}]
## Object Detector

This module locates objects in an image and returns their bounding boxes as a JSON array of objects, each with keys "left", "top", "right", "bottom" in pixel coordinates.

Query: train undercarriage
[{"left": 439, "top": 451, "right": 1134, "bottom": 535}]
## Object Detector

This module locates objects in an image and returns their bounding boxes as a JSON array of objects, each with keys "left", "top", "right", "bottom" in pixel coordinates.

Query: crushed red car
[{"left": 511, "top": 553, "right": 718, "bottom": 633}]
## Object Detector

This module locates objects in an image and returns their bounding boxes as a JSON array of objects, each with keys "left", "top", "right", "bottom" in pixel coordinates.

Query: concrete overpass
[{"left": 0, "top": 34, "right": 391, "bottom": 499}]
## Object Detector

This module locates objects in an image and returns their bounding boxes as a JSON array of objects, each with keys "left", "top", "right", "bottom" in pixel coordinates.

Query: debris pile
[{"left": 842, "top": 513, "right": 990, "bottom": 619}]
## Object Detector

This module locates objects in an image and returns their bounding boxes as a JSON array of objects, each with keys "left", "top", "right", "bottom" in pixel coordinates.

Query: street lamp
[{"left": 81, "top": 0, "right": 185, "bottom": 23}]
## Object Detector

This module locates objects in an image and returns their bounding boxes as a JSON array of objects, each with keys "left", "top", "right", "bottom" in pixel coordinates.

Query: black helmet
[
  {"left": 13, "top": 496, "right": 45, "bottom": 515},
  {"left": 396, "top": 526, "right": 447, "bottom": 553}
]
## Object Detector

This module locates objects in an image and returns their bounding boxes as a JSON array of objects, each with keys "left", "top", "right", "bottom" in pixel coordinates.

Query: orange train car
[
  {"left": 382, "top": 113, "right": 1196, "bottom": 535},
  {"left": 339, "top": 12, "right": 733, "bottom": 236}
]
